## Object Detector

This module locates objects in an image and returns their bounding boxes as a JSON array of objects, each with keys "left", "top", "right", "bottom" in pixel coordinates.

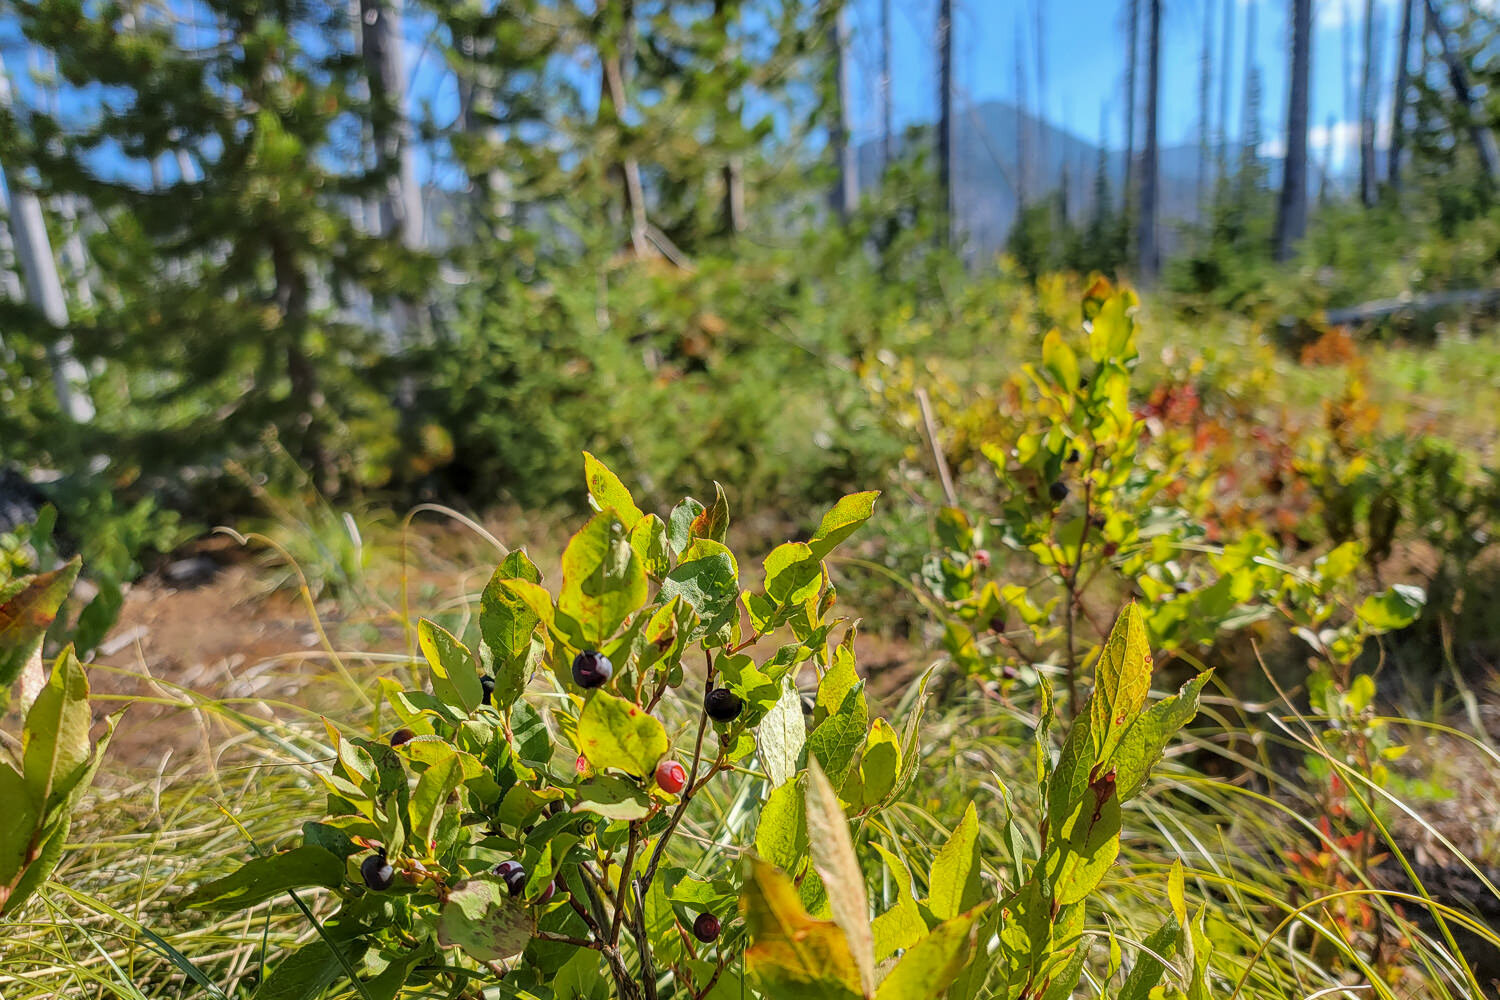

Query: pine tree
[{"left": 1274, "top": 0, "right": 1312, "bottom": 260}]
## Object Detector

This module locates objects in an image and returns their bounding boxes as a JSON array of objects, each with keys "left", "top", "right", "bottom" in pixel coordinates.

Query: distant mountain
[{"left": 857, "top": 99, "right": 1272, "bottom": 259}]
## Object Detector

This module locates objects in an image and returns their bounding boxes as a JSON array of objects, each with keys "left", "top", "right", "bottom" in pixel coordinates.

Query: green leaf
[
  {"left": 559, "top": 511, "right": 647, "bottom": 646},
  {"left": 1087, "top": 602, "right": 1153, "bottom": 764},
  {"left": 1041, "top": 328, "right": 1080, "bottom": 392},
  {"left": 805, "top": 759, "right": 877, "bottom": 996},
  {"left": 764, "top": 542, "right": 823, "bottom": 606},
  {"left": 1356, "top": 584, "right": 1426, "bottom": 632},
  {"left": 576, "top": 691, "right": 669, "bottom": 777},
  {"left": 741, "top": 858, "right": 864, "bottom": 1000},
  {"left": 873, "top": 904, "right": 989, "bottom": 1000},
  {"left": 1118, "top": 919, "right": 1181, "bottom": 1000},
  {"left": 0, "top": 558, "right": 79, "bottom": 697},
  {"left": 4, "top": 811, "right": 67, "bottom": 919},
  {"left": 691, "top": 483, "right": 731, "bottom": 543},
  {"left": 417, "top": 619, "right": 482, "bottom": 715},
  {"left": 815, "top": 644, "right": 863, "bottom": 725},
  {"left": 756, "top": 780, "right": 808, "bottom": 872},
  {"left": 806, "top": 683, "right": 868, "bottom": 790},
  {"left": 808, "top": 492, "right": 880, "bottom": 560},
  {"left": 437, "top": 877, "right": 535, "bottom": 962},
  {"left": 841, "top": 718, "right": 901, "bottom": 814},
  {"left": 1113, "top": 672, "right": 1210, "bottom": 802},
  {"left": 759, "top": 677, "right": 807, "bottom": 789},
  {"left": 573, "top": 776, "right": 653, "bottom": 821},
  {"left": 927, "top": 802, "right": 982, "bottom": 921},
  {"left": 256, "top": 929, "right": 369, "bottom": 1000},
  {"left": 583, "top": 451, "right": 644, "bottom": 529},
  {"left": 410, "top": 753, "right": 463, "bottom": 848},
  {"left": 0, "top": 763, "right": 41, "bottom": 901},
  {"left": 183, "top": 846, "right": 347, "bottom": 910},
  {"left": 660, "top": 539, "right": 740, "bottom": 642},
  {"left": 888, "top": 668, "right": 934, "bottom": 805},
  {"left": 668, "top": 498, "right": 706, "bottom": 555},
  {"left": 870, "top": 845, "right": 925, "bottom": 963},
  {"left": 480, "top": 566, "right": 547, "bottom": 709},
  {"left": 1044, "top": 767, "right": 1121, "bottom": 905},
  {"left": 629, "top": 513, "right": 670, "bottom": 579},
  {"left": 21, "top": 647, "right": 92, "bottom": 805}
]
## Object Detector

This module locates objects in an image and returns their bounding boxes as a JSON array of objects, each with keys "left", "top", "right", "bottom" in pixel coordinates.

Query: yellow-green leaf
[
  {"left": 805, "top": 759, "right": 877, "bottom": 996},
  {"left": 741, "top": 858, "right": 864, "bottom": 1000},
  {"left": 576, "top": 691, "right": 668, "bottom": 777},
  {"left": 582, "top": 451, "right": 643, "bottom": 529}
]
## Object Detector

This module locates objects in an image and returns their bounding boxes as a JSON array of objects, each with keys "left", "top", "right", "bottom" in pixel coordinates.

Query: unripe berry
[
  {"left": 655, "top": 759, "right": 688, "bottom": 794},
  {"left": 693, "top": 912, "right": 722, "bottom": 943},
  {"left": 572, "top": 650, "right": 613, "bottom": 689},
  {"left": 389, "top": 727, "right": 416, "bottom": 747},
  {"left": 704, "top": 688, "right": 743, "bottom": 723},
  {"left": 361, "top": 853, "right": 395, "bottom": 891}
]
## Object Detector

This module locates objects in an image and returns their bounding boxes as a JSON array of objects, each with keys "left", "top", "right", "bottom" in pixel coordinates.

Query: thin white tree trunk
[
  {"left": 830, "top": 5, "right": 857, "bottom": 219},
  {"left": 0, "top": 64, "right": 92, "bottom": 422}
]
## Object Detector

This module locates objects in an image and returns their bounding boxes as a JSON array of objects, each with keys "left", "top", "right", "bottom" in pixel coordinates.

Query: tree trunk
[
  {"left": 880, "top": 0, "right": 893, "bottom": 169},
  {"left": 359, "top": 0, "right": 424, "bottom": 250},
  {"left": 1124, "top": 0, "right": 1140, "bottom": 219},
  {"left": 1014, "top": 16, "right": 1029, "bottom": 210},
  {"left": 1387, "top": 0, "right": 1415, "bottom": 191},
  {"left": 937, "top": 0, "right": 954, "bottom": 244},
  {"left": 1240, "top": 0, "right": 1260, "bottom": 182},
  {"left": 721, "top": 159, "right": 745, "bottom": 236},
  {"left": 1198, "top": 0, "right": 1213, "bottom": 215},
  {"left": 829, "top": 4, "right": 857, "bottom": 220},
  {"left": 0, "top": 67, "right": 92, "bottom": 423},
  {"left": 1423, "top": 0, "right": 1500, "bottom": 186},
  {"left": 1359, "top": 0, "right": 1378, "bottom": 205},
  {"left": 270, "top": 235, "right": 333, "bottom": 494},
  {"left": 600, "top": 1, "right": 649, "bottom": 257},
  {"left": 1274, "top": 0, "right": 1312, "bottom": 261},
  {"left": 1137, "top": 0, "right": 1161, "bottom": 281},
  {"left": 1217, "top": 0, "right": 1234, "bottom": 187}
]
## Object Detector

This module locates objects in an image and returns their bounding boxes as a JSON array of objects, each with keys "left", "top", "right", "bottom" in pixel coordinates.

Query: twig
[{"left": 915, "top": 387, "right": 958, "bottom": 507}]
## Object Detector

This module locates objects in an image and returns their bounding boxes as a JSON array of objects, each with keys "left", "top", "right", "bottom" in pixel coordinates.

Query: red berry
[
  {"left": 693, "top": 912, "right": 721, "bottom": 943},
  {"left": 972, "top": 549, "right": 991, "bottom": 570},
  {"left": 655, "top": 759, "right": 688, "bottom": 794}
]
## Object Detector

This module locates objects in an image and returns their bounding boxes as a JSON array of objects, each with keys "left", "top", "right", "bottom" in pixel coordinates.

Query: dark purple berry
[
  {"left": 1048, "top": 481, "right": 1070, "bottom": 504},
  {"left": 494, "top": 860, "right": 527, "bottom": 896},
  {"left": 693, "top": 912, "right": 721, "bottom": 943},
  {"left": 389, "top": 728, "right": 416, "bottom": 747},
  {"left": 572, "top": 651, "right": 613, "bottom": 689},
  {"left": 361, "top": 854, "right": 395, "bottom": 891},
  {"left": 536, "top": 879, "right": 557, "bottom": 904},
  {"left": 480, "top": 674, "right": 495, "bottom": 703},
  {"left": 704, "top": 688, "right": 743, "bottom": 723},
  {"left": 1066, "top": 449, "right": 1081, "bottom": 464}
]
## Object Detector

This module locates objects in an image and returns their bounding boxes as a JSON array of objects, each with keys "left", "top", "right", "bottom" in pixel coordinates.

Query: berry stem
[
  {"left": 638, "top": 651, "right": 717, "bottom": 894},
  {"left": 610, "top": 823, "right": 641, "bottom": 945}
]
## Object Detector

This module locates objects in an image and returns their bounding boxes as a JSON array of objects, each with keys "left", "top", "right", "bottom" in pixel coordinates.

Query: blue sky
[
  {"left": 0, "top": 0, "right": 1426, "bottom": 190},
  {"left": 844, "top": 0, "right": 1415, "bottom": 169}
]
